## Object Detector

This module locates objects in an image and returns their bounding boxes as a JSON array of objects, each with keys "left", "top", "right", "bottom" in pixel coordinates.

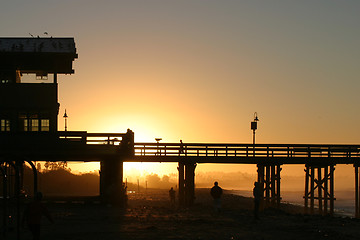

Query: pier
[
  {"left": 1, "top": 36, "right": 360, "bottom": 239},
  {"left": 2, "top": 134, "right": 360, "bottom": 215}
]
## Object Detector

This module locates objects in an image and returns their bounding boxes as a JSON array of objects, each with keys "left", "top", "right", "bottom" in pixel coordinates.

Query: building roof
[
  {"left": 0, "top": 37, "right": 78, "bottom": 74},
  {"left": 0, "top": 37, "right": 76, "bottom": 54}
]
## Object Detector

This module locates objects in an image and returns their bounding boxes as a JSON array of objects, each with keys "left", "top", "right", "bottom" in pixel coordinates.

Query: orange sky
[{"left": 2, "top": 1, "right": 360, "bottom": 178}]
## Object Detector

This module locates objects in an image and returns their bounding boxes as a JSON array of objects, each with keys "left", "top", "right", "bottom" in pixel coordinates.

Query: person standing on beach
[
  {"left": 23, "top": 192, "right": 54, "bottom": 240},
  {"left": 210, "top": 181, "right": 223, "bottom": 213},
  {"left": 253, "top": 182, "right": 262, "bottom": 220},
  {"left": 169, "top": 187, "right": 176, "bottom": 207}
]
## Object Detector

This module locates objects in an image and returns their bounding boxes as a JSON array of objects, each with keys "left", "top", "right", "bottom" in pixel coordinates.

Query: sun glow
[
  {"left": 67, "top": 162, "right": 100, "bottom": 174},
  {"left": 123, "top": 162, "right": 178, "bottom": 178}
]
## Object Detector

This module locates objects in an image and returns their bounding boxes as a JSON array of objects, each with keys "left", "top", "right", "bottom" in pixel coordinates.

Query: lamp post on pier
[
  {"left": 63, "top": 109, "right": 68, "bottom": 138},
  {"left": 251, "top": 112, "right": 259, "bottom": 156},
  {"left": 251, "top": 112, "right": 259, "bottom": 145}
]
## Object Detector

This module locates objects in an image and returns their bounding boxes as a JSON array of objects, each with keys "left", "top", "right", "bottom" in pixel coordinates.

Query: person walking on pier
[
  {"left": 210, "top": 181, "right": 223, "bottom": 213},
  {"left": 179, "top": 139, "right": 184, "bottom": 154},
  {"left": 253, "top": 182, "right": 262, "bottom": 220},
  {"left": 23, "top": 192, "right": 54, "bottom": 240}
]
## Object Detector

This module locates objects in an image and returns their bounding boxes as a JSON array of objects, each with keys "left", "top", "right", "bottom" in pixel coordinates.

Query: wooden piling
[
  {"left": 356, "top": 166, "right": 359, "bottom": 218},
  {"left": 310, "top": 166, "right": 314, "bottom": 214},
  {"left": 324, "top": 166, "right": 328, "bottom": 215},
  {"left": 178, "top": 162, "right": 185, "bottom": 206},
  {"left": 304, "top": 165, "right": 309, "bottom": 214},
  {"left": 184, "top": 162, "right": 196, "bottom": 207},
  {"left": 330, "top": 165, "right": 334, "bottom": 215},
  {"left": 271, "top": 165, "right": 276, "bottom": 206},
  {"left": 318, "top": 167, "right": 323, "bottom": 215},
  {"left": 265, "top": 165, "right": 270, "bottom": 206},
  {"left": 276, "top": 165, "right": 281, "bottom": 208}
]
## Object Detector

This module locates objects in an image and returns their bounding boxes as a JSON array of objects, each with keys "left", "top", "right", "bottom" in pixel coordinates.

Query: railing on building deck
[
  {"left": 57, "top": 131, "right": 128, "bottom": 145},
  {"left": 134, "top": 143, "right": 360, "bottom": 159}
]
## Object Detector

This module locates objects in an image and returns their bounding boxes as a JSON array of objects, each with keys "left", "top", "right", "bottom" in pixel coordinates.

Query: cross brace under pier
[{"left": 304, "top": 165, "right": 335, "bottom": 215}]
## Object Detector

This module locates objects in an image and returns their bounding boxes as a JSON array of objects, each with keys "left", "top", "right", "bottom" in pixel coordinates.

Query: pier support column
[
  {"left": 257, "top": 164, "right": 282, "bottom": 209},
  {"left": 304, "top": 164, "right": 335, "bottom": 215},
  {"left": 178, "top": 162, "right": 185, "bottom": 207},
  {"left": 355, "top": 164, "right": 360, "bottom": 218},
  {"left": 100, "top": 157, "right": 124, "bottom": 205},
  {"left": 25, "top": 160, "right": 38, "bottom": 196},
  {"left": 0, "top": 163, "right": 7, "bottom": 238},
  {"left": 184, "top": 162, "right": 197, "bottom": 207}
]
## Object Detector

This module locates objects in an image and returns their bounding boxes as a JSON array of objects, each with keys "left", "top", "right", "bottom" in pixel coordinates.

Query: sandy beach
[{"left": 8, "top": 188, "right": 360, "bottom": 240}]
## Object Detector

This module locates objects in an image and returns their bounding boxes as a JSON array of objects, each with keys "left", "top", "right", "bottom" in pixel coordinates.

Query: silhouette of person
[
  {"left": 210, "top": 181, "right": 223, "bottom": 213},
  {"left": 169, "top": 187, "right": 176, "bottom": 207},
  {"left": 121, "top": 183, "right": 128, "bottom": 207},
  {"left": 179, "top": 140, "right": 184, "bottom": 154},
  {"left": 23, "top": 192, "right": 53, "bottom": 240},
  {"left": 253, "top": 182, "right": 262, "bottom": 220}
]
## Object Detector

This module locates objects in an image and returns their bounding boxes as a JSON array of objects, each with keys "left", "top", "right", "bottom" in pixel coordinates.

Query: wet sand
[{"left": 13, "top": 189, "right": 360, "bottom": 240}]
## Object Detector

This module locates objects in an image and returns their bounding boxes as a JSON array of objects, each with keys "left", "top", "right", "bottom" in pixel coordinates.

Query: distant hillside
[{"left": 23, "top": 166, "right": 99, "bottom": 196}]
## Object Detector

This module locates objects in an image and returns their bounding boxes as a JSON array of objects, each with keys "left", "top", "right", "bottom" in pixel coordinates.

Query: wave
[{"left": 229, "top": 189, "right": 355, "bottom": 218}]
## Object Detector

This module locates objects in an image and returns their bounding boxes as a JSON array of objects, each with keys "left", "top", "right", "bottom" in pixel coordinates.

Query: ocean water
[{"left": 230, "top": 189, "right": 355, "bottom": 218}]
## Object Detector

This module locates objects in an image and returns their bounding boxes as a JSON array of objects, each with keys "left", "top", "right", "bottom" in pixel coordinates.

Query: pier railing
[
  {"left": 54, "top": 132, "right": 360, "bottom": 161},
  {"left": 134, "top": 143, "right": 360, "bottom": 159}
]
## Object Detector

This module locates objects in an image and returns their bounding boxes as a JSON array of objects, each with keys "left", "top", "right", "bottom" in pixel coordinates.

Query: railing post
[{"left": 287, "top": 147, "right": 289, "bottom": 157}]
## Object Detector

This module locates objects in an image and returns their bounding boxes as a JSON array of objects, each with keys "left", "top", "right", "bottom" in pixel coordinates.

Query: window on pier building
[
  {"left": 0, "top": 119, "right": 10, "bottom": 132},
  {"left": 19, "top": 113, "right": 50, "bottom": 132},
  {"left": 41, "top": 119, "right": 50, "bottom": 131}
]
